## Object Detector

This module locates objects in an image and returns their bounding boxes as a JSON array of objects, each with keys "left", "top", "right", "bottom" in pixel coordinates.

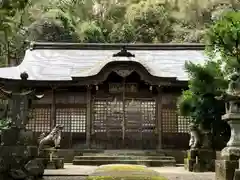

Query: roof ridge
[{"left": 29, "top": 42, "right": 205, "bottom": 51}]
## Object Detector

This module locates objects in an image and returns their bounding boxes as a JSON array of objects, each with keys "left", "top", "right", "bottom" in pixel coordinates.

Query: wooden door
[
  {"left": 92, "top": 96, "right": 157, "bottom": 149},
  {"left": 92, "top": 96, "right": 124, "bottom": 149},
  {"left": 124, "top": 98, "right": 157, "bottom": 149}
]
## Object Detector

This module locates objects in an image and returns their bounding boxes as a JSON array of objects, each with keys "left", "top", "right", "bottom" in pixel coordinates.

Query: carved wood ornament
[
  {"left": 112, "top": 47, "right": 135, "bottom": 78},
  {"left": 113, "top": 69, "right": 133, "bottom": 77},
  {"left": 112, "top": 46, "right": 135, "bottom": 57}
]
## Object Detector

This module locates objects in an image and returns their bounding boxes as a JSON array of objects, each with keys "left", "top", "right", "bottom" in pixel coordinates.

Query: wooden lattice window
[
  {"left": 56, "top": 108, "right": 71, "bottom": 132},
  {"left": 26, "top": 108, "right": 51, "bottom": 132},
  {"left": 141, "top": 100, "right": 156, "bottom": 132},
  {"left": 161, "top": 109, "right": 178, "bottom": 133},
  {"left": 71, "top": 108, "right": 86, "bottom": 133},
  {"left": 107, "top": 100, "right": 123, "bottom": 131},
  {"left": 93, "top": 99, "right": 156, "bottom": 133},
  {"left": 177, "top": 116, "right": 192, "bottom": 133},
  {"left": 125, "top": 100, "right": 142, "bottom": 132},
  {"left": 56, "top": 108, "right": 86, "bottom": 133},
  {"left": 93, "top": 100, "right": 110, "bottom": 133}
]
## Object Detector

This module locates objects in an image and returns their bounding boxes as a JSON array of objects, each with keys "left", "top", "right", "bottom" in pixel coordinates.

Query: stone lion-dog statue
[{"left": 38, "top": 124, "right": 64, "bottom": 154}]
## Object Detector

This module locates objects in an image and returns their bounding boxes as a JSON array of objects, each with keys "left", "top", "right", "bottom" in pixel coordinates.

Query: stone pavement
[
  {"left": 44, "top": 164, "right": 215, "bottom": 180},
  {"left": 44, "top": 164, "right": 97, "bottom": 176},
  {"left": 152, "top": 167, "right": 215, "bottom": 180}
]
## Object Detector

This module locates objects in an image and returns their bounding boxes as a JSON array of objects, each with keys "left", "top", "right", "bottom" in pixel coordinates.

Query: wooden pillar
[
  {"left": 50, "top": 87, "right": 56, "bottom": 129},
  {"left": 157, "top": 86, "right": 163, "bottom": 150},
  {"left": 86, "top": 85, "right": 92, "bottom": 148}
]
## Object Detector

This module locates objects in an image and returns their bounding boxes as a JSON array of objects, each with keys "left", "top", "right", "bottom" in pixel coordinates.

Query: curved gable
[{"left": 71, "top": 59, "right": 177, "bottom": 84}]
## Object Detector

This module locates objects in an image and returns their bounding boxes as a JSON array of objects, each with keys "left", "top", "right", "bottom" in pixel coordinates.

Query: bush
[{"left": 86, "top": 164, "right": 168, "bottom": 180}]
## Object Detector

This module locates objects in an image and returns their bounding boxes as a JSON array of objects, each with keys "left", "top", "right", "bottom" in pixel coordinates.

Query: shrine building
[{"left": 0, "top": 42, "right": 206, "bottom": 150}]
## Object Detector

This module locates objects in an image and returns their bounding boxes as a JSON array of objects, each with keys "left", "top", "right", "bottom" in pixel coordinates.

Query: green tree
[
  {"left": 125, "top": 0, "right": 173, "bottom": 42},
  {"left": 178, "top": 61, "right": 227, "bottom": 126},
  {"left": 178, "top": 60, "right": 230, "bottom": 149},
  {"left": 0, "top": 0, "right": 29, "bottom": 66},
  {"left": 205, "top": 11, "right": 240, "bottom": 75},
  {"left": 108, "top": 23, "right": 135, "bottom": 43},
  {"left": 77, "top": 21, "right": 105, "bottom": 43},
  {"left": 27, "top": 8, "right": 79, "bottom": 42},
  {"left": 178, "top": 10, "right": 240, "bottom": 149}
]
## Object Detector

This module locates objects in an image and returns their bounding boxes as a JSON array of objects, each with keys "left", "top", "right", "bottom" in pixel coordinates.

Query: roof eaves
[{"left": 29, "top": 42, "right": 206, "bottom": 51}]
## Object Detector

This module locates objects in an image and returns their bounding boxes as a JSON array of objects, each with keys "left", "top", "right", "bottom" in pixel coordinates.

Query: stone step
[
  {"left": 72, "top": 159, "right": 176, "bottom": 167},
  {"left": 73, "top": 155, "right": 175, "bottom": 161},
  {"left": 102, "top": 150, "right": 165, "bottom": 156}
]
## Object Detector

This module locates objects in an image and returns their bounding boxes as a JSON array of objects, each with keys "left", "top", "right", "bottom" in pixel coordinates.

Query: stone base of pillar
[
  {"left": 215, "top": 146, "right": 240, "bottom": 180},
  {"left": 46, "top": 158, "right": 64, "bottom": 169},
  {"left": 39, "top": 149, "right": 64, "bottom": 169},
  {"left": 184, "top": 149, "right": 216, "bottom": 172},
  {"left": 215, "top": 159, "right": 239, "bottom": 180},
  {"left": 37, "top": 157, "right": 64, "bottom": 169},
  {"left": 215, "top": 112, "right": 240, "bottom": 180},
  {"left": 234, "top": 169, "right": 240, "bottom": 180}
]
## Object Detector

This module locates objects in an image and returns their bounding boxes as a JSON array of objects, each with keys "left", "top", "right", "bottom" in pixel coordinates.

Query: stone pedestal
[
  {"left": 184, "top": 149, "right": 216, "bottom": 172},
  {"left": 216, "top": 159, "right": 239, "bottom": 180},
  {"left": 46, "top": 158, "right": 64, "bottom": 169},
  {"left": 215, "top": 113, "right": 240, "bottom": 180},
  {"left": 39, "top": 148, "right": 64, "bottom": 169},
  {"left": 0, "top": 83, "right": 46, "bottom": 179},
  {"left": 234, "top": 168, "right": 240, "bottom": 180}
]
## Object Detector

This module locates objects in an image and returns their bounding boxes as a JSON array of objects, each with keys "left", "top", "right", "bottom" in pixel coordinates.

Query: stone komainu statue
[
  {"left": 38, "top": 124, "right": 64, "bottom": 153},
  {"left": 188, "top": 123, "right": 202, "bottom": 149}
]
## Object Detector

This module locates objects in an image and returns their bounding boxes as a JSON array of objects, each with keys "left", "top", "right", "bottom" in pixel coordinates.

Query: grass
[
  {"left": 86, "top": 164, "right": 168, "bottom": 180},
  {"left": 96, "top": 164, "right": 147, "bottom": 171}
]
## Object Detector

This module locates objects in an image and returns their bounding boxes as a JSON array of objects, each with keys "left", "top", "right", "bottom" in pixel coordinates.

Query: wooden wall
[
  {"left": 26, "top": 86, "right": 191, "bottom": 150},
  {"left": 28, "top": 90, "right": 87, "bottom": 148},
  {"left": 159, "top": 89, "right": 191, "bottom": 149}
]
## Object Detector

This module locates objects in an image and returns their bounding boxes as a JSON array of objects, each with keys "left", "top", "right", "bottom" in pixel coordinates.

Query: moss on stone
[
  {"left": 97, "top": 164, "right": 147, "bottom": 171},
  {"left": 86, "top": 164, "right": 168, "bottom": 180}
]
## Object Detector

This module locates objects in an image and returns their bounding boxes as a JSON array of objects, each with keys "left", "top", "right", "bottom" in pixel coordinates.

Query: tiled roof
[{"left": 0, "top": 43, "right": 208, "bottom": 81}]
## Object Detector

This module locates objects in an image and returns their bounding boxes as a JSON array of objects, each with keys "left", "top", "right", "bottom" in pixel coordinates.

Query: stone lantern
[
  {"left": 215, "top": 72, "right": 240, "bottom": 180},
  {"left": 0, "top": 72, "right": 45, "bottom": 180}
]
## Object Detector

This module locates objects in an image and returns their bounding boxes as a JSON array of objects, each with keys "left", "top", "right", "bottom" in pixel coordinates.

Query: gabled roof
[{"left": 0, "top": 42, "right": 208, "bottom": 81}]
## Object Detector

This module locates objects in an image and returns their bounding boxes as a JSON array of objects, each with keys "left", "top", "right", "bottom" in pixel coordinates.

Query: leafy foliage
[
  {"left": 108, "top": 23, "right": 136, "bottom": 43},
  {"left": 178, "top": 61, "right": 227, "bottom": 125},
  {"left": 177, "top": 10, "right": 240, "bottom": 149},
  {"left": 206, "top": 11, "right": 240, "bottom": 74},
  {"left": 1, "top": 0, "right": 240, "bottom": 66},
  {"left": 78, "top": 21, "right": 105, "bottom": 43},
  {"left": 177, "top": 56, "right": 230, "bottom": 149},
  {"left": 125, "top": 0, "right": 173, "bottom": 42},
  {"left": 0, "top": 118, "right": 10, "bottom": 132}
]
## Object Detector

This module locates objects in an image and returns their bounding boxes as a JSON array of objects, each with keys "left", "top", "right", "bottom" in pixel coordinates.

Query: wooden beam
[
  {"left": 50, "top": 87, "right": 56, "bottom": 129},
  {"left": 30, "top": 41, "right": 205, "bottom": 51},
  {"left": 156, "top": 86, "right": 163, "bottom": 150},
  {"left": 86, "top": 85, "right": 92, "bottom": 148}
]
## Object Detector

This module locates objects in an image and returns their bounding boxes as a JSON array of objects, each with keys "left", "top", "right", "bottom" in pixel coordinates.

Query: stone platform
[{"left": 72, "top": 150, "right": 176, "bottom": 167}]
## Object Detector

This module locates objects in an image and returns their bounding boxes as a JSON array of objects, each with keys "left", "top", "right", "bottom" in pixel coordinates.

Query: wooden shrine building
[{"left": 0, "top": 42, "right": 206, "bottom": 150}]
